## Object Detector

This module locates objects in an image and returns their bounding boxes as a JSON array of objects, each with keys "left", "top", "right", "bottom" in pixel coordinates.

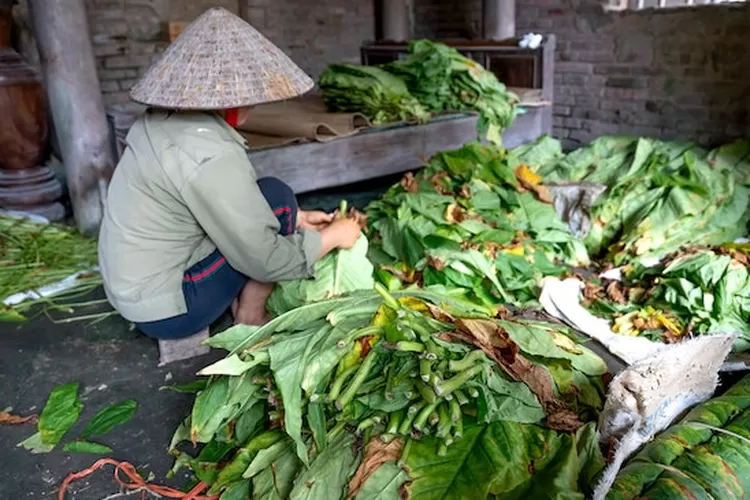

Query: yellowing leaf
[
  {"left": 502, "top": 246, "right": 525, "bottom": 256},
  {"left": 514, "top": 164, "right": 543, "bottom": 186},
  {"left": 398, "top": 297, "right": 430, "bottom": 313}
]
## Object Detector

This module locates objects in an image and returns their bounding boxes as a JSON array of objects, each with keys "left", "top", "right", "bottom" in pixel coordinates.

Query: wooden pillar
[
  {"left": 27, "top": 0, "right": 114, "bottom": 235},
  {"left": 382, "top": 0, "right": 410, "bottom": 41},
  {"left": 483, "top": 0, "right": 516, "bottom": 41}
]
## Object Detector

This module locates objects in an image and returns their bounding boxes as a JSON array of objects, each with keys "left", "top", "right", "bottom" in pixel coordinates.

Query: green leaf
[
  {"left": 62, "top": 440, "right": 113, "bottom": 454},
  {"left": 244, "top": 439, "right": 295, "bottom": 479},
  {"left": 475, "top": 370, "right": 544, "bottom": 424},
  {"left": 219, "top": 480, "right": 251, "bottom": 500},
  {"left": 17, "top": 432, "right": 55, "bottom": 454},
  {"left": 289, "top": 432, "right": 360, "bottom": 500},
  {"left": 268, "top": 235, "right": 374, "bottom": 315},
  {"left": 191, "top": 377, "right": 230, "bottom": 443},
  {"left": 205, "top": 325, "right": 260, "bottom": 352},
  {"left": 405, "top": 422, "right": 591, "bottom": 500},
  {"left": 160, "top": 379, "right": 209, "bottom": 394},
  {"left": 270, "top": 323, "right": 334, "bottom": 464},
  {"left": 38, "top": 382, "right": 82, "bottom": 447},
  {"left": 252, "top": 441, "right": 302, "bottom": 500},
  {"left": 82, "top": 400, "right": 137, "bottom": 439},
  {"left": 199, "top": 353, "right": 266, "bottom": 376},
  {"left": 354, "top": 461, "right": 409, "bottom": 500}
]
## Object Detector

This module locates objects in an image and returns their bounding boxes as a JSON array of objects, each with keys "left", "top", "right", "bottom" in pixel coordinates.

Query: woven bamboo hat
[{"left": 129, "top": 7, "right": 313, "bottom": 110}]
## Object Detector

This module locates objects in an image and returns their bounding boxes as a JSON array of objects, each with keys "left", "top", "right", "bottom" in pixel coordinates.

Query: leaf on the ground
[
  {"left": 347, "top": 437, "right": 403, "bottom": 500},
  {"left": 289, "top": 432, "right": 360, "bottom": 500},
  {"left": 0, "top": 411, "right": 38, "bottom": 426},
  {"left": 82, "top": 400, "right": 137, "bottom": 439},
  {"left": 159, "top": 379, "right": 209, "bottom": 394},
  {"left": 38, "top": 382, "right": 82, "bottom": 447},
  {"left": 17, "top": 432, "right": 55, "bottom": 454},
  {"left": 353, "top": 461, "right": 409, "bottom": 500},
  {"left": 62, "top": 440, "right": 113, "bottom": 454}
]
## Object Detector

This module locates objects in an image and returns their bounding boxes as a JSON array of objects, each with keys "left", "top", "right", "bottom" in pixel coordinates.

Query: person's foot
[{"left": 232, "top": 280, "right": 274, "bottom": 326}]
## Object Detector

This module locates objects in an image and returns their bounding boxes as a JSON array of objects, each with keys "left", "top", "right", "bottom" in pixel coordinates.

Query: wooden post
[
  {"left": 382, "top": 0, "right": 410, "bottom": 41},
  {"left": 483, "top": 0, "right": 516, "bottom": 41},
  {"left": 27, "top": 0, "right": 114, "bottom": 235}
]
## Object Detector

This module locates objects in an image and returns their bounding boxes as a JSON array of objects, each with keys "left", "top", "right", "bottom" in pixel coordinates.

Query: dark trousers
[{"left": 136, "top": 177, "right": 298, "bottom": 340}]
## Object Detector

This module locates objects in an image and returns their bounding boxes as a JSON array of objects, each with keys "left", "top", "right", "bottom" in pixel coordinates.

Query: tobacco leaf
[
  {"left": 454, "top": 319, "right": 582, "bottom": 431},
  {"left": 347, "top": 437, "right": 404, "bottom": 500}
]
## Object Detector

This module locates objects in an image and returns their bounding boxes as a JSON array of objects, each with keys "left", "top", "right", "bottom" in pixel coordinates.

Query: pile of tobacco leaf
[
  {"left": 365, "top": 142, "right": 589, "bottom": 309},
  {"left": 383, "top": 40, "right": 519, "bottom": 137},
  {"left": 169, "top": 287, "right": 608, "bottom": 499},
  {"left": 582, "top": 244, "right": 750, "bottom": 352},
  {"left": 520, "top": 136, "right": 750, "bottom": 265},
  {"left": 318, "top": 63, "right": 431, "bottom": 125},
  {"left": 0, "top": 214, "right": 103, "bottom": 321},
  {"left": 319, "top": 40, "right": 518, "bottom": 138},
  {"left": 157, "top": 134, "right": 750, "bottom": 498}
]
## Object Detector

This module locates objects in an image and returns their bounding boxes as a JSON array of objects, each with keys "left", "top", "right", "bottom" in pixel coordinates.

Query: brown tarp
[{"left": 238, "top": 94, "right": 371, "bottom": 150}]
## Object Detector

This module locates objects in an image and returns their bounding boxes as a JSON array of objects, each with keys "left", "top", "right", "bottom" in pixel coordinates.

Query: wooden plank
[
  {"left": 250, "top": 115, "right": 478, "bottom": 194},
  {"left": 250, "top": 105, "right": 551, "bottom": 194},
  {"left": 28, "top": 0, "right": 115, "bottom": 235}
]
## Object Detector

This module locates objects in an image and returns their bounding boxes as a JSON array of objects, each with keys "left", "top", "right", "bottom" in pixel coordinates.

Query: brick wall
[
  {"left": 414, "top": 0, "right": 750, "bottom": 148},
  {"left": 86, "top": 0, "right": 238, "bottom": 104},
  {"left": 84, "top": 0, "right": 374, "bottom": 105},
  {"left": 242, "top": 0, "right": 374, "bottom": 81}
]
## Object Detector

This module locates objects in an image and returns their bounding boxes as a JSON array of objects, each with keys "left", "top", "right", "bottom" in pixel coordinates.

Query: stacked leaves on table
[
  {"left": 383, "top": 40, "right": 519, "bottom": 137},
  {"left": 365, "top": 142, "right": 588, "bottom": 309},
  {"left": 318, "top": 40, "right": 518, "bottom": 139},
  {"left": 170, "top": 287, "right": 609, "bottom": 500},
  {"left": 318, "top": 63, "right": 431, "bottom": 125}
]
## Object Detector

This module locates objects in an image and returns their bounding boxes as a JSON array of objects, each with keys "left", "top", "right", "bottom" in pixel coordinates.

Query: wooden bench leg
[{"left": 158, "top": 327, "right": 210, "bottom": 366}]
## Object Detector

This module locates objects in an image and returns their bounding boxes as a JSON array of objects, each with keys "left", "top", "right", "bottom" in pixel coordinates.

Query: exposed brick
[
  {"left": 98, "top": 68, "right": 137, "bottom": 81},
  {"left": 104, "top": 54, "right": 152, "bottom": 69},
  {"left": 99, "top": 80, "right": 120, "bottom": 92},
  {"left": 605, "top": 77, "right": 648, "bottom": 89},
  {"left": 556, "top": 61, "right": 594, "bottom": 74}
]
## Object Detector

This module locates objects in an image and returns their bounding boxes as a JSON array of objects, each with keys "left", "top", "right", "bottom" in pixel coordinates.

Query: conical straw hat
[{"left": 129, "top": 7, "right": 314, "bottom": 110}]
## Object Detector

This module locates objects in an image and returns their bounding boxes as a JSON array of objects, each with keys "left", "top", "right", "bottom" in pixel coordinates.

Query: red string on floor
[{"left": 58, "top": 458, "right": 219, "bottom": 500}]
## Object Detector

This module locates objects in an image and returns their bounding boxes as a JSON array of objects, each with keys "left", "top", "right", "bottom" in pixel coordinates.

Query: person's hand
[
  {"left": 326, "top": 218, "right": 362, "bottom": 249},
  {"left": 297, "top": 210, "right": 333, "bottom": 231}
]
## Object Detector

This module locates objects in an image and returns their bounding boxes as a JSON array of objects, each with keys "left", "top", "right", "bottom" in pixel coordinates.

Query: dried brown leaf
[
  {"left": 605, "top": 281, "right": 628, "bottom": 305},
  {"left": 454, "top": 319, "right": 583, "bottom": 431},
  {"left": 346, "top": 437, "right": 404, "bottom": 500},
  {"left": 400, "top": 173, "right": 419, "bottom": 193},
  {"left": 0, "top": 411, "right": 38, "bottom": 426}
]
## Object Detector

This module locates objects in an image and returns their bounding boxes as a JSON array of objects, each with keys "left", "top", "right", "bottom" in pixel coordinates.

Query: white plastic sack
[
  {"left": 540, "top": 276, "right": 738, "bottom": 497},
  {"left": 592, "top": 334, "right": 735, "bottom": 498}
]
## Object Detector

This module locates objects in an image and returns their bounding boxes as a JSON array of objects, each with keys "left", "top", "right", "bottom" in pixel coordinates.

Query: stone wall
[
  {"left": 414, "top": 0, "right": 750, "bottom": 148},
  {"left": 83, "top": 0, "right": 374, "bottom": 105}
]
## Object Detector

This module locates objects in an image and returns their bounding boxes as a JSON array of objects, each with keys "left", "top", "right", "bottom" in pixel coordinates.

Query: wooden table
[{"left": 249, "top": 104, "right": 551, "bottom": 194}]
